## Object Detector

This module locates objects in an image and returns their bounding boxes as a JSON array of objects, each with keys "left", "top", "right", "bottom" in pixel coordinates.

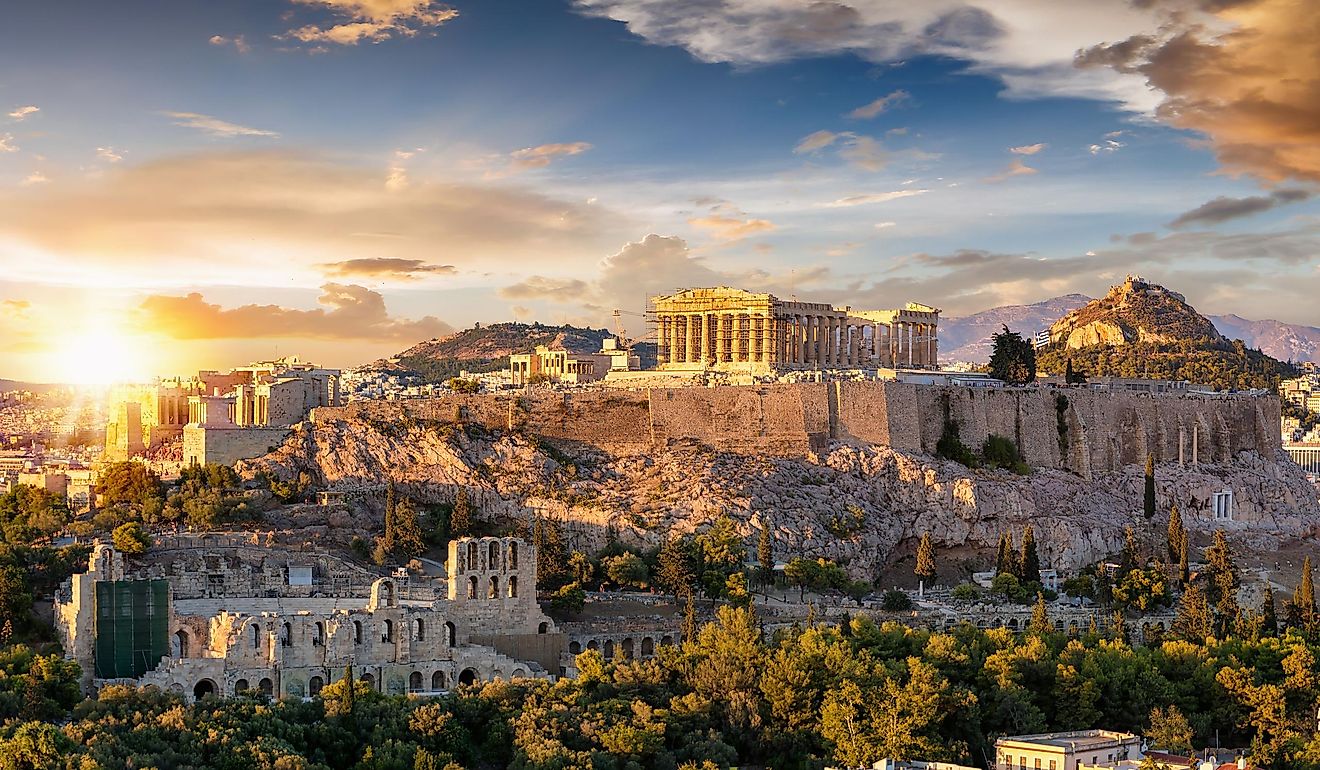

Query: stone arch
[
  {"left": 538, "top": 621, "right": 548, "bottom": 634},
  {"left": 508, "top": 576, "right": 518, "bottom": 598},
  {"left": 445, "top": 621, "right": 456, "bottom": 647},
  {"left": 661, "top": 635, "right": 674, "bottom": 646},
  {"left": 173, "top": 629, "right": 190, "bottom": 658},
  {"left": 586, "top": 639, "right": 599, "bottom": 652},
  {"left": 492, "top": 669, "right": 505, "bottom": 681},
  {"left": 308, "top": 676, "right": 324, "bottom": 696},
  {"left": 1006, "top": 618, "right": 1018, "bottom": 631},
  {"left": 432, "top": 671, "right": 445, "bottom": 690},
  {"left": 259, "top": 678, "right": 273, "bottom": 696},
  {"left": 371, "top": 578, "right": 398, "bottom": 609},
  {"left": 621, "top": 638, "right": 635, "bottom": 659},
  {"left": 235, "top": 678, "right": 250, "bottom": 694},
  {"left": 415, "top": 618, "right": 425, "bottom": 641},
  {"left": 641, "top": 637, "right": 654, "bottom": 657},
  {"left": 466, "top": 542, "right": 478, "bottom": 571},
  {"left": 569, "top": 641, "right": 582, "bottom": 655},
  {"left": 409, "top": 671, "right": 423, "bottom": 692},
  {"left": 467, "top": 575, "right": 478, "bottom": 599},
  {"left": 193, "top": 679, "right": 217, "bottom": 700},
  {"left": 603, "top": 640, "right": 615, "bottom": 660},
  {"left": 459, "top": 668, "right": 478, "bottom": 686},
  {"left": 488, "top": 575, "right": 499, "bottom": 599},
  {"left": 512, "top": 668, "right": 526, "bottom": 679},
  {"left": 488, "top": 541, "right": 500, "bottom": 570},
  {"left": 508, "top": 541, "right": 518, "bottom": 570},
  {"left": 361, "top": 672, "right": 375, "bottom": 689}
]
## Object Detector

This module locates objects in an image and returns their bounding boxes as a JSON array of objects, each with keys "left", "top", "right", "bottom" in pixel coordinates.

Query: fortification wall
[{"left": 311, "top": 383, "right": 1280, "bottom": 473}]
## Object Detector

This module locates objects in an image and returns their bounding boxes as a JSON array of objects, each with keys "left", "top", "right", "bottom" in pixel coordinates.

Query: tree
[
  {"left": 988, "top": 325, "right": 1036, "bottom": 385},
  {"left": 1175, "top": 584, "right": 1215, "bottom": 640},
  {"left": 656, "top": 537, "right": 695, "bottom": 599},
  {"left": 382, "top": 482, "right": 397, "bottom": 553},
  {"left": 390, "top": 498, "right": 425, "bottom": 557},
  {"left": 1143, "top": 454, "right": 1157, "bottom": 519},
  {"left": 757, "top": 526, "right": 774, "bottom": 587},
  {"left": 1178, "top": 530, "right": 1190, "bottom": 584},
  {"left": 784, "top": 557, "right": 818, "bottom": 602},
  {"left": 1148, "top": 705, "right": 1193, "bottom": 754},
  {"left": 603, "top": 553, "right": 649, "bottom": 590},
  {"left": 97, "top": 462, "right": 164, "bottom": 509},
  {"left": 110, "top": 522, "right": 150, "bottom": 555},
  {"left": 996, "top": 531, "right": 1017, "bottom": 578},
  {"left": 549, "top": 583, "right": 585, "bottom": 616},
  {"left": 1262, "top": 590, "right": 1279, "bottom": 637},
  {"left": 1065, "top": 359, "right": 1087, "bottom": 384},
  {"left": 450, "top": 487, "right": 472, "bottom": 538},
  {"left": 1028, "top": 593, "right": 1050, "bottom": 635},
  {"left": 1166, "top": 505, "right": 1184, "bottom": 564},
  {"left": 1204, "top": 530, "right": 1240, "bottom": 633},
  {"left": 915, "top": 533, "right": 937, "bottom": 585},
  {"left": 1019, "top": 526, "right": 1041, "bottom": 586},
  {"left": 1294, "top": 556, "right": 1317, "bottom": 629},
  {"left": 1119, "top": 526, "right": 1140, "bottom": 579},
  {"left": 567, "top": 550, "right": 594, "bottom": 587}
]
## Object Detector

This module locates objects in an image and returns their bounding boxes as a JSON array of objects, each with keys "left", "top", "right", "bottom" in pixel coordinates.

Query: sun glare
[{"left": 50, "top": 326, "right": 153, "bottom": 385}]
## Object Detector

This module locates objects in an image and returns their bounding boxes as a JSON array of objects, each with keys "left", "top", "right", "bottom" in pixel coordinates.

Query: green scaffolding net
[{"left": 94, "top": 580, "right": 169, "bottom": 679}]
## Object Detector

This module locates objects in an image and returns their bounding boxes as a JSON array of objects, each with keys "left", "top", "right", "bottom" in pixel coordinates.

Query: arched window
[
  {"left": 193, "top": 679, "right": 216, "bottom": 700},
  {"left": 641, "top": 637, "right": 655, "bottom": 657},
  {"left": 508, "top": 576, "right": 518, "bottom": 598},
  {"left": 431, "top": 671, "right": 444, "bottom": 690},
  {"left": 353, "top": 621, "right": 363, "bottom": 644},
  {"left": 251, "top": 624, "right": 260, "bottom": 649},
  {"left": 313, "top": 622, "right": 325, "bottom": 646},
  {"left": 621, "top": 638, "right": 634, "bottom": 659},
  {"left": 488, "top": 541, "right": 500, "bottom": 570},
  {"left": 259, "top": 678, "right": 273, "bottom": 696},
  {"left": 445, "top": 621, "right": 456, "bottom": 648},
  {"left": 235, "top": 678, "right": 250, "bottom": 694},
  {"left": 360, "top": 673, "right": 374, "bottom": 690},
  {"left": 569, "top": 641, "right": 582, "bottom": 654},
  {"left": 467, "top": 575, "right": 478, "bottom": 599},
  {"left": 308, "top": 676, "right": 324, "bottom": 696},
  {"left": 458, "top": 668, "right": 477, "bottom": 686},
  {"left": 383, "top": 619, "right": 394, "bottom": 643},
  {"left": 383, "top": 581, "right": 396, "bottom": 607},
  {"left": 488, "top": 575, "right": 499, "bottom": 599},
  {"left": 538, "top": 621, "right": 548, "bottom": 634},
  {"left": 415, "top": 618, "right": 425, "bottom": 641},
  {"left": 466, "top": 542, "right": 478, "bottom": 571},
  {"left": 508, "top": 541, "right": 518, "bottom": 570},
  {"left": 409, "top": 671, "right": 423, "bottom": 693},
  {"left": 282, "top": 622, "right": 292, "bottom": 647},
  {"left": 173, "top": 630, "right": 190, "bottom": 658},
  {"left": 603, "top": 640, "right": 615, "bottom": 660}
]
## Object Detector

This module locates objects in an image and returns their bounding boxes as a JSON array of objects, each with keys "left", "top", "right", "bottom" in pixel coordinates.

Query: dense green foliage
[
  {"left": 0, "top": 486, "right": 68, "bottom": 545},
  {"left": 397, "top": 356, "right": 508, "bottom": 385},
  {"left": 1037, "top": 338, "right": 1294, "bottom": 391},
  {"left": 988, "top": 326, "right": 1036, "bottom": 385},
  {"left": 13, "top": 607, "right": 1320, "bottom": 769}
]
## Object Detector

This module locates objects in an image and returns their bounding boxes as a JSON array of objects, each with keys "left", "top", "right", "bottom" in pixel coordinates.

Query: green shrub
[{"left": 881, "top": 590, "right": 913, "bottom": 611}]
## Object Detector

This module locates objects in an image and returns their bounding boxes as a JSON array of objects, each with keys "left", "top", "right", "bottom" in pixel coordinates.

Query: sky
[{"left": 1, "top": 0, "right": 1318, "bottom": 382}]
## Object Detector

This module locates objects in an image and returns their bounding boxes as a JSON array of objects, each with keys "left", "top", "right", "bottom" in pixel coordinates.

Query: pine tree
[
  {"left": 915, "top": 532, "right": 937, "bottom": 584},
  {"left": 1166, "top": 505, "right": 1184, "bottom": 564},
  {"left": 1261, "top": 590, "right": 1279, "bottom": 637},
  {"left": 1119, "top": 526, "right": 1140, "bottom": 579},
  {"left": 1020, "top": 526, "right": 1040, "bottom": 585},
  {"left": 1294, "top": 556, "right": 1316, "bottom": 627},
  {"left": 996, "top": 531, "right": 1015, "bottom": 577},
  {"left": 757, "top": 527, "right": 774, "bottom": 587},
  {"left": 1144, "top": 454, "right": 1157, "bottom": 519},
  {"left": 1204, "top": 530, "right": 1240, "bottom": 636},
  {"left": 450, "top": 487, "right": 472, "bottom": 538},
  {"left": 1178, "top": 530, "right": 1190, "bottom": 584},
  {"left": 1175, "top": 584, "right": 1214, "bottom": 640},
  {"left": 657, "top": 537, "right": 695, "bottom": 599},
  {"left": 392, "top": 498, "right": 425, "bottom": 557},
  {"left": 1029, "top": 592, "right": 1050, "bottom": 635}
]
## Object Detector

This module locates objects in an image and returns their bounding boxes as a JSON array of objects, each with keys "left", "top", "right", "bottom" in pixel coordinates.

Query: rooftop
[{"left": 996, "top": 729, "right": 1138, "bottom": 751}]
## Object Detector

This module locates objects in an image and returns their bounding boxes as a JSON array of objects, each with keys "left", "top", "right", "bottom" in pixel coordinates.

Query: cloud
[
  {"left": 0, "top": 149, "right": 625, "bottom": 286},
  {"left": 7, "top": 106, "right": 38, "bottom": 121},
  {"left": 284, "top": 0, "right": 458, "bottom": 45},
  {"left": 166, "top": 112, "right": 279, "bottom": 138},
  {"left": 793, "top": 130, "right": 898, "bottom": 171},
  {"left": 571, "top": 0, "right": 1169, "bottom": 112},
  {"left": 1010, "top": 143, "right": 1047, "bottom": 155},
  {"left": 1, "top": 299, "right": 30, "bottom": 317},
  {"left": 498, "top": 276, "right": 591, "bottom": 300},
  {"left": 509, "top": 142, "right": 593, "bottom": 169},
  {"left": 318, "top": 257, "right": 457, "bottom": 280},
  {"left": 1088, "top": 138, "right": 1125, "bottom": 155},
  {"left": 1077, "top": 0, "right": 1320, "bottom": 183},
  {"left": 0, "top": 135, "right": 17, "bottom": 153},
  {"left": 821, "top": 189, "right": 929, "bottom": 208},
  {"left": 793, "top": 130, "right": 843, "bottom": 154},
  {"left": 135, "top": 283, "right": 452, "bottom": 341},
  {"left": 20, "top": 172, "right": 48, "bottom": 186},
  {"left": 209, "top": 34, "right": 251, "bottom": 53},
  {"left": 983, "top": 158, "right": 1037, "bottom": 183},
  {"left": 687, "top": 213, "right": 776, "bottom": 241},
  {"left": 96, "top": 147, "right": 123, "bottom": 163},
  {"left": 1169, "top": 189, "right": 1314, "bottom": 229},
  {"left": 846, "top": 90, "right": 910, "bottom": 119}
]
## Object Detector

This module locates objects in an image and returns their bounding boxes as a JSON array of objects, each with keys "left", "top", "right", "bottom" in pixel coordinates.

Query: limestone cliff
[
  {"left": 1049, "top": 276, "right": 1223, "bottom": 349},
  {"left": 240, "top": 408, "right": 1320, "bottom": 578}
]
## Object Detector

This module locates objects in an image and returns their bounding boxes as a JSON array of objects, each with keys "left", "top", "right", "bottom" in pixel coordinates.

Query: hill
[
  {"left": 941, "top": 294, "right": 1091, "bottom": 363},
  {"left": 383, "top": 322, "right": 615, "bottom": 383},
  {"left": 1037, "top": 276, "right": 1295, "bottom": 390},
  {"left": 1209, "top": 314, "right": 1320, "bottom": 365}
]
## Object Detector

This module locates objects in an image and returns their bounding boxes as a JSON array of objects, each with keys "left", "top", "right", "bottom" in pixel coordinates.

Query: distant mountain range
[{"left": 942, "top": 294, "right": 1320, "bottom": 364}]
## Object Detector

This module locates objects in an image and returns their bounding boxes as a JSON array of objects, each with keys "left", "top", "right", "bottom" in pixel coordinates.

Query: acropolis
[{"left": 651, "top": 287, "right": 940, "bottom": 373}]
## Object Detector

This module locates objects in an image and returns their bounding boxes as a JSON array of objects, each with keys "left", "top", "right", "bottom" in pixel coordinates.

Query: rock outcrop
[{"left": 1049, "top": 276, "right": 1224, "bottom": 349}]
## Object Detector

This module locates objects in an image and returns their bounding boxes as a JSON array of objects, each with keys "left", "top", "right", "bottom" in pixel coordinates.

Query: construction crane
[{"left": 612, "top": 308, "right": 654, "bottom": 350}]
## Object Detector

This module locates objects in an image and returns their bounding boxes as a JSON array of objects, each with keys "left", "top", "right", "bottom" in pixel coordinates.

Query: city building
[
  {"left": 650, "top": 287, "right": 940, "bottom": 373},
  {"left": 994, "top": 730, "right": 1143, "bottom": 770},
  {"left": 55, "top": 536, "right": 573, "bottom": 700}
]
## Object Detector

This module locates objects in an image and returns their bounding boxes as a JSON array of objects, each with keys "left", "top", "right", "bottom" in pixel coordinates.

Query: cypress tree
[
  {"left": 392, "top": 498, "right": 425, "bottom": 557},
  {"left": 1029, "top": 592, "right": 1050, "bottom": 635},
  {"left": 915, "top": 532, "right": 937, "bottom": 584},
  {"left": 996, "top": 532, "right": 1014, "bottom": 577},
  {"left": 1144, "top": 454, "right": 1157, "bottom": 519},
  {"left": 1020, "top": 526, "right": 1041, "bottom": 585},
  {"left": 1294, "top": 556, "right": 1316, "bottom": 627},
  {"left": 1119, "top": 525, "right": 1139, "bottom": 578},
  {"left": 1262, "top": 590, "right": 1279, "bottom": 637},
  {"left": 450, "top": 487, "right": 472, "bottom": 538},
  {"left": 1167, "top": 505, "right": 1184, "bottom": 564},
  {"left": 1178, "top": 530, "right": 1190, "bottom": 584}
]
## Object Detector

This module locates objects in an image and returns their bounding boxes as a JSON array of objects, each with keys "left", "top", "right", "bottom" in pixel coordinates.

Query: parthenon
[{"left": 651, "top": 287, "right": 939, "bottom": 373}]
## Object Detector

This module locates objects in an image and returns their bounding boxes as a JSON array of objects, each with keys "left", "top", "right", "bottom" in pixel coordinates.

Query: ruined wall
[
  {"left": 184, "top": 425, "right": 292, "bottom": 467},
  {"left": 311, "top": 383, "right": 1281, "bottom": 473}
]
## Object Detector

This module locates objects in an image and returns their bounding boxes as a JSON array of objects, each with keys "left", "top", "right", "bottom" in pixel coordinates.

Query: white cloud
[
  {"left": 21, "top": 172, "right": 48, "bottom": 186},
  {"left": 846, "top": 90, "right": 909, "bottom": 120},
  {"left": 0, "top": 134, "right": 16, "bottom": 153},
  {"left": 7, "top": 106, "right": 38, "bottom": 121},
  {"left": 509, "top": 142, "right": 593, "bottom": 169},
  {"left": 875, "top": 221, "right": 897, "bottom": 229},
  {"left": 821, "top": 189, "right": 929, "bottom": 208},
  {"left": 1089, "top": 139, "right": 1125, "bottom": 155},
  {"left": 1010, "top": 143, "right": 1047, "bottom": 155},
  {"left": 688, "top": 213, "right": 776, "bottom": 242},
  {"left": 96, "top": 147, "right": 123, "bottom": 163},
  {"left": 209, "top": 34, "right": 251, "bottom": 54},
  {"left": 793, "top": 130, "right": 842, "bottom": 154},
  {"left": 984, "top": 158, "right": 1037, "bottom": 183},
  {"left": 165, "top": 112, "right": 280, "bottom": 138}
]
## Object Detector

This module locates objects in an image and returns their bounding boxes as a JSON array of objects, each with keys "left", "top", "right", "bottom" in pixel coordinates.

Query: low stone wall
[{"left": 310, "top": 383, "right": 1280, "bottom": 474}]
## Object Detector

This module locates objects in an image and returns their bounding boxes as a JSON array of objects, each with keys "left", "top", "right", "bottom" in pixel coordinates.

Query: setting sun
[{"left": 47, "top": 325, "right": 153, "bottom": 385}]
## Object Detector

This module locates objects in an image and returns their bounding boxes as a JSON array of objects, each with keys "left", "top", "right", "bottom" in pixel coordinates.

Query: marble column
[
  {"left": 706, "top": 314, "right": 717, "bottom": 362},
  {"left": 687, "top": 314, "right": 700, "bottom": 364},
  {"left": 930, "top": 324, "right": 938, "bottom": 368},
  {"left": 659, "top": 315, "right": 672, "bottom": 364},
  {"left": 849, "top": 324, "right": 860, "bottom": 366},
  {"left": 815, "top": 315, "right": 827, "bottom": 365}
]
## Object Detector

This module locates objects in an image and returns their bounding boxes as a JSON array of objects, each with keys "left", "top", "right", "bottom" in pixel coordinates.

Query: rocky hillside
[
  {"left": 381, "top": 323, "right": 616, "bottom": 382},
  {"left": 941, "top": 294, "right": 1091, "bottom": 363},
  {"left": 1049, "top": 277, "right": 1222, "bottom": 348},
  {"left": 1210, "top": 314, "right": 1320, "bottom": 364},
  {"left": 239, "top": 411, "right": 1320, "bottom": 578}
]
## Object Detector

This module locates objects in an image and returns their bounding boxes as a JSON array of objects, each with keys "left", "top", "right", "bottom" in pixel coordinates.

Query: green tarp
[{"left": 93, "top": 580, "right": 169, "bottom": 679}]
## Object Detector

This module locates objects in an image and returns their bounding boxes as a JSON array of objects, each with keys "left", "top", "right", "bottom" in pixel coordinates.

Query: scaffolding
[{"left": 94, "top": 580, "right": 169, "bottom": 679}]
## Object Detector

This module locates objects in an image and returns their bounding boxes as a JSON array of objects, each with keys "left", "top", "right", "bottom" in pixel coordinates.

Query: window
[
  {"left": 415, "top": 618, "right": 425, "bottom": 641},
  {"left": 488, "top": 575, "right": 499, "bottom": 599},
  {"left": 252, "top": 624, "right": 260, "bottom": 649},
  {"left": 1214, "top": 490, "right": 1234, "bottom": 521},
  {"left": 509, "top": 542, "right": 518, "bottom": 570},
  {"left": 281, "top": 622, "right": 292, "bottom": 647},
  {"left": 1034, "top": 760, "right": 1041, "bottom": 769},
  {"left": 488, "top": 542, "right": 500, "bottom": 570},
  {"left": 383, "top": 619, "right": 394, "bottom": 643},
  {"left": 353, "top": 621, "right": 362, "bottom": 644},
  {"left": 313, "top": 622, "right": 325, "bottom": 646},
  {"left": 508, "top": 576, "right": 518, "bottom": 598},
  {"left": 1049, "top": 762, "right": 1056, "bottom": 770},
  {"left": 467, "top": 575, "right": 478, "bottom": 599}
]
